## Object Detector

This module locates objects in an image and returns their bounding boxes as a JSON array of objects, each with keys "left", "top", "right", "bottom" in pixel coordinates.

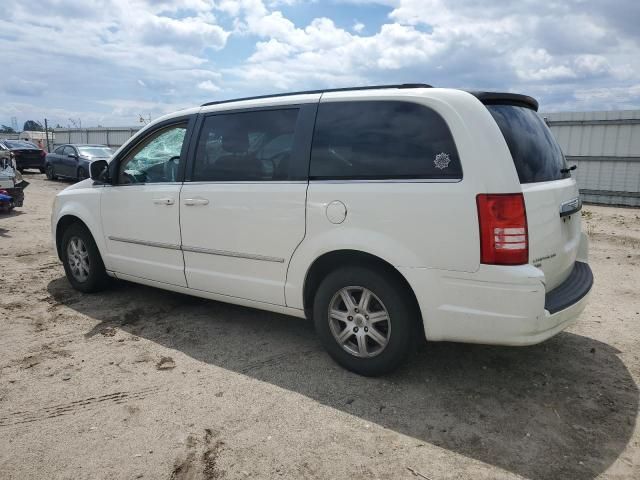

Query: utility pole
[{"left": 44, "top": 118, "right": 50, "bottom": 152}]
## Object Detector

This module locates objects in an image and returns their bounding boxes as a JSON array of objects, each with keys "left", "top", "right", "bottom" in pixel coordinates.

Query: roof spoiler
[{"left": 468, "top": 91, "right": 539, "bottom": 111}]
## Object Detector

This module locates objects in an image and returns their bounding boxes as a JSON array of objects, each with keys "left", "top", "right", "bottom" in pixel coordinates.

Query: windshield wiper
[{"left": 560, "top": 165, "right": 577, "bottom": 174}]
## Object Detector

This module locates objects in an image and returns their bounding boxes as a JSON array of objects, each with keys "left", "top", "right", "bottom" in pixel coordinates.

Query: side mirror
[{"left": 90, "top": 159, "right": 109, "bottom": 183}]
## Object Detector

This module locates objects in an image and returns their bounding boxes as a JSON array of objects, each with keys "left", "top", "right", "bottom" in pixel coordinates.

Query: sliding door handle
[
  {"left": 152, "top": 197, "right": 175, "bottom": 205},
  {"left": 183, "top": 198, "right": 210, "bottom": 206}
]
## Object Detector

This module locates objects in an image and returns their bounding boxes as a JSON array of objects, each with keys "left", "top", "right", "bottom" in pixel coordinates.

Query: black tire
[
  {"left": 77, "top": 167, "right": 87, "bottom": 181},
  {"left": 60, "top": 223, "right": 109, "bottom": 293},
  {"left": 313, "top": 265, "right": 418, "bottom": 376},
  {"left": 39, "top": 167, "right": 46, "bottom": 174},
  {"left": 45, "top": 164, "right": 57, "bottom": 180}
]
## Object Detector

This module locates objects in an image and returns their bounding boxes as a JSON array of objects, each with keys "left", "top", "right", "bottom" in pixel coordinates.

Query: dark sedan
[
  {"left": 45, "top": 144, "right": 113, "bottom": 181},
  {"left": 0, "top": 140, "right": 47, "bottom": 172}
]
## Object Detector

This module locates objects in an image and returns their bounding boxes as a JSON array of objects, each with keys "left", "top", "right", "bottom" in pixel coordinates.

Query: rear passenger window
[
  {"left": 192, "top": 109, "right": 299, "bottom": 181},
  {"left": 310, "top": 101, "right": 461, "bottom": 180}
]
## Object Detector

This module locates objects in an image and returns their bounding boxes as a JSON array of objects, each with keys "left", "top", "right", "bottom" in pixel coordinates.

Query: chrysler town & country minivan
[{"left": 51, "top": 85, "right": 593, "bottom": 375}]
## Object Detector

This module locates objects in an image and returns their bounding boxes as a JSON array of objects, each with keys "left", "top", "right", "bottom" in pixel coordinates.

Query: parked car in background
[
  {"left": 51, "top": 85, "right": 592, "bottom": 376},
  {"left": 45, "top": 144, "right": 113, "bottom": 181},
  {"left": 0, "top": 153, "right": 27, "bottom": 211},
  {"left": 0, "top": 140, "right": 46, "bottom": 173}
]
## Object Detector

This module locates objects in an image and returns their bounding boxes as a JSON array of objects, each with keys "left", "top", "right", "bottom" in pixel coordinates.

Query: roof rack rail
[{"left": 201, "top": 83, "right": 433, "bottom": 107}]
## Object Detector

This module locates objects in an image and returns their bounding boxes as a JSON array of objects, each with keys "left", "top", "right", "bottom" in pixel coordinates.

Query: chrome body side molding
[{"left": 108, "top": 236, "right": 284, "bottom": 263}]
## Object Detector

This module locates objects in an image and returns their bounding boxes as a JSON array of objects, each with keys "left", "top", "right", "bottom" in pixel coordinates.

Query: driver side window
[{"left": 119, "top": 124, "right": 187, "bottom": 184}]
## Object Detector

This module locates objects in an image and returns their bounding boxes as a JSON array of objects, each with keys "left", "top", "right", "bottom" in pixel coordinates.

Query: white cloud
[
  {"left": 0, "top": 0, "right": 639, "bottom": 126},
  {"left": 574, "top": 84, "right": 640, "bottom": 110},
  {"left": 137, "top": 15, "right": 229, "bottom": 51},
  {"left": 2, "top": 77, "right": 48, "bottom": 97},
  {"left": 197, "top": 80, "right": 221, "bottom": 92}
]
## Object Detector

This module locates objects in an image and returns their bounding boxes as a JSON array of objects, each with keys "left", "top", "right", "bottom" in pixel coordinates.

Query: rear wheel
[
  {"left": 313, "top": 265, "right": 418, "bottom": 376},
  {"left": 77, "top": 167, "right": 87, "bottom": 181},
  {"left": 39, "top": 167, "right": 45, "bottom": 174},
  {"left": 61, "top": 223, "right": 109, "bottom": 293},
  {"left": 45, "top": 164, "right": 57, "bottom": 180}
]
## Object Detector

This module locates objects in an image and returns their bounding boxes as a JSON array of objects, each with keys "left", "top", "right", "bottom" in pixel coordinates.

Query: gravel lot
[{"left": 1, "top": 174, "right": 639, "bottom": 480}]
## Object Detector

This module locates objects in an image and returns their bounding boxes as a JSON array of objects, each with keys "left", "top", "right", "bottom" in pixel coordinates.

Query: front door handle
[
  {"left": 153, "top": 197, "right": 175, "bottom": 205},
  {"left": 183, "top": 198, "right": 209, "bottom": 206}
]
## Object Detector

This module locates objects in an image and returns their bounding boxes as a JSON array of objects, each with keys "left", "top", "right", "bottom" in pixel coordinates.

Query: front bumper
[{"left": 400, "top": 261, "right": 593, "bottom": 346}]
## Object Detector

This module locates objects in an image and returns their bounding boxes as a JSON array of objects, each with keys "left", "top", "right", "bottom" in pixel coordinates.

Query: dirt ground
[{"left": 1, "top": 174, "right": 639, "bottom": 480}]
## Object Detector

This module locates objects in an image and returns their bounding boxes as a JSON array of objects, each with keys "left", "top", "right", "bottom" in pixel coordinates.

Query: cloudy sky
[{"left": 1, "top": 0, "right": 639, "bottom": 127}]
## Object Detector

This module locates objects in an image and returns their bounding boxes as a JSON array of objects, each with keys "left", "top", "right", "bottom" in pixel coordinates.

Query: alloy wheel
[
  {"left": 66, "top": 236, "right": 90, "bottom": 282},
  {"left": 328, "top": 286, "right": 391, "bottom": 358}
]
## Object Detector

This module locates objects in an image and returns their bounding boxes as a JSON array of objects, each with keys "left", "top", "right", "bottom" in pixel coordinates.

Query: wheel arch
[
  {"left": 301, "top": 249, "right": 423, "bottom": 335},
  {"left": 55, "top": 214, "right": 105, "bottom": 264}
]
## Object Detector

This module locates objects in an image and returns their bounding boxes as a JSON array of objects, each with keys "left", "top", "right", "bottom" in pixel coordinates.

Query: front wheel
[
  {"left": 77, "top": 167, "right": 87, "bottom": 181},
  {"left": 313, "top": 266, "right": 418, "bottom": 376},
  {"left": 39, "top": 167, "right": 46, "bottom": 174},
  {"left": 61, "top": 223, "right": 109, "bottom": 293},
  {"left": 45, "top": 164, "right": 57, "bottom": 180}
]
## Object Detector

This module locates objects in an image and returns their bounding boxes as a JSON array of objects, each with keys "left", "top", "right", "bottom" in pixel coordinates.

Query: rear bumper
[
  {"left": 399, "top": 261, "right": 593, "bottom": 346},
  {"left": 16, "top": 158, "right": 44, "bottom": 169},
  {"left": 545, "top": 262, "right": 593, "bottom": 314}
]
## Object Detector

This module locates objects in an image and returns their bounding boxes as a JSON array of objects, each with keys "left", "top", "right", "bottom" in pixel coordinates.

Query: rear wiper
[{"left": 560, "top": 165, "right": 577, "bottom": 174}]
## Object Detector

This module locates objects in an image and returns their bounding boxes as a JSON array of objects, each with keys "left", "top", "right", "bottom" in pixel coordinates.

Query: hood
[{"left": 61, "top": 177, "right": 95, "bottom": 192}]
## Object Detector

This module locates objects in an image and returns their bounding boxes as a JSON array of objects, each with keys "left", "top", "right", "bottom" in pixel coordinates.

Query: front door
[
  {"left": 180, "top": 105, "right": 316, "bottom": 305},
  {"left": 100, "top": 120, "right": 191, "bottom": 286},
  {"left": 61, "top": 145, "right": 78, "bottom": 177}
]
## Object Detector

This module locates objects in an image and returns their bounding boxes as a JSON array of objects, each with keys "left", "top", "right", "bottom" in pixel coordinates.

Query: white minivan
[{"left": 51, "top": 84, "right": 593, "bottom": 375}]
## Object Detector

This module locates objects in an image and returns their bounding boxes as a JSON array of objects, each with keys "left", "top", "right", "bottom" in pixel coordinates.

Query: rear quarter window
[
  {"left": 310, "top": 101, "right": 462, "bottom": 180},
  {"left": 487, "top": 105, "right": 569, "bottom": 184}
]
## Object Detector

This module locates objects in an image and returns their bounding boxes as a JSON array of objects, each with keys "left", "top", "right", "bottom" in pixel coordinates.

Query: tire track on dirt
[
  {"left": 239, "top": 350, "right": 318, "bottom": 375},
  {"left": 0, "top": 386, "right": 161, "bottom": 427}
]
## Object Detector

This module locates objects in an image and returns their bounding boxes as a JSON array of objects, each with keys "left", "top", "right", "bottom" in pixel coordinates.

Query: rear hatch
[{"left": 486, "top": 102, "right": 581, "bottom": 291}]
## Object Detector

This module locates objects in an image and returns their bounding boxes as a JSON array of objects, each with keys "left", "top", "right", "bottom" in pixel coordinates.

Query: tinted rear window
[
  {"left": 310, "top": 101, "right": 461, "bottom": 180},
  {"left": 487, "top": 105, "right": 569, "bottom": 183},
  {"left": 5, "top": 140, "right": 38, "bottom": 149}
]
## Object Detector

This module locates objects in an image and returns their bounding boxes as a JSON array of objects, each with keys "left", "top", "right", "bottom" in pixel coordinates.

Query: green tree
[
  {"left": 0, "top": 125, "right": 15, "bottom": 133},
  {"left": 23, "top": 120, "right": 44, "bottom": 131}
]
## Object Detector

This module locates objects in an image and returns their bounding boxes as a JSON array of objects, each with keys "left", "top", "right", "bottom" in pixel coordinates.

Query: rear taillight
[{"left": 476, "top": 193, "right": 528, "bottom": 265}]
